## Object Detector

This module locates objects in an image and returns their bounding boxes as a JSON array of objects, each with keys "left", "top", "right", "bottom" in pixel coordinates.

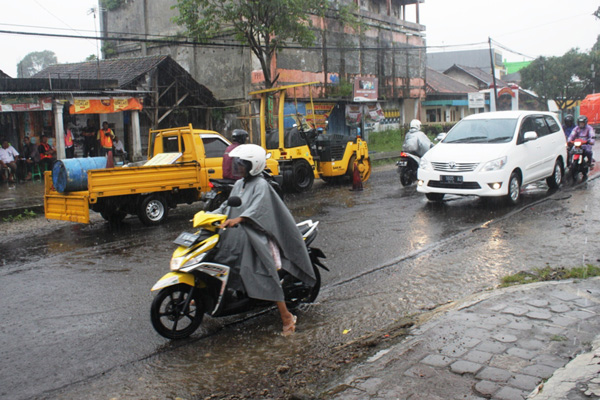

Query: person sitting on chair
[
  {"left": 38, "top": 135, "right": 56, "bottom": 172},
  {"left": 19, "top": 136, "right": 39, "bottom": 181},
  {"left": 0, "top": 138, "right": 19, "bottom": 183}
]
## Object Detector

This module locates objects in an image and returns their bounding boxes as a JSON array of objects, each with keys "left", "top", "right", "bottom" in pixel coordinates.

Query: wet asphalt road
[{"left": 0, "top": 164, "right": 598, "bottom": 399}]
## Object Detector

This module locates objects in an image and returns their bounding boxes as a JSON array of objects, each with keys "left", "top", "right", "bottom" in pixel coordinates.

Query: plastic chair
[{"left": 31, "top": 163, "right": 43, "bottom": 182}]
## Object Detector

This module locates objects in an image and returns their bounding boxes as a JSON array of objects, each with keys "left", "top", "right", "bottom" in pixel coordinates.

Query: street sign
[{"left": 468, "top": 92, "right": 485, "bottom": 109}]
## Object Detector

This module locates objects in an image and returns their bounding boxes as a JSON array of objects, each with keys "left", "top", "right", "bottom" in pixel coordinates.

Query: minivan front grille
[
  {"left": 428, "top": 181, "right": 481, "bottom": 189},
  {"left": 431, "top": 162, "right": 479, "bottom": 172}
]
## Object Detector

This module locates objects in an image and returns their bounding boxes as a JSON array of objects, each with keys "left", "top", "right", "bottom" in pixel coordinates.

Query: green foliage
[
  {"left": 520, "top": 48, "right": 599, "bottom": 109},
  {"left": 85, "top": 54, "right": 98, "bottom": 62},
  {"left": 100, "top": 0, "right": 127, "bottom": 11},
  {"left": 500, "top": 265, "right": 600, "bottom": 287},
  {"left": 422, "top": 123, "right": 455, "bottom": 136},
  {"left": 172, "top": 0, "right": 359, "bottom": 88},
  {"left": 102, "top": 41, "right": 118, "bottom": 58},
  {"left": 328, "top": 78, "right": 354, "bottom": 98},
  {"left": 2, "top": 209, "right": 37, "bottom": 223},
  {"left": 16, "top": 50, "right": 57, "bottom": 78}
]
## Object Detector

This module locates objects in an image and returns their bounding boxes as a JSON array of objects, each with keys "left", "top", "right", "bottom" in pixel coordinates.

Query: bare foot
[{"left": 282, "top": 315, "right": 297, "bottom": 336}]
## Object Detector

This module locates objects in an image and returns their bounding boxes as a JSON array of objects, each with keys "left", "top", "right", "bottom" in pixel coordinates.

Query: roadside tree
[
  {"left": 17, "top": 50, "right": 58, "bottom": 78},
  {"left": 520, "top": 50, "right": 590, "bottom": 110},
  {"left": 172, "top": 0, "right": 360, "bottom": 88}
]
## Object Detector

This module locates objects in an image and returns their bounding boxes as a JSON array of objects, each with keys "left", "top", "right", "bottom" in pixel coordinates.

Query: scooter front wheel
[{"left": 151, "top": 284, "right": 204, "bottom": 340}]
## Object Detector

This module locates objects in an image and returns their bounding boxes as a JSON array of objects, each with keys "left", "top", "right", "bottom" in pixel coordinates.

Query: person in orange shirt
[
  {"left": 38, "top": 135, "right": 56, "bottom": 171},
  {"left": 97, "top": 121, "right": 115, "bottom": 156},
  {"left": 64, "top": 127, "right": 74, "bottom": 159}
]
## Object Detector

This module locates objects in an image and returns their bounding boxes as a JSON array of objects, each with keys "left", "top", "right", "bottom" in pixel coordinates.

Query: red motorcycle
[{"left": 567, "top": 139, "right": 590, "bottom": 183}]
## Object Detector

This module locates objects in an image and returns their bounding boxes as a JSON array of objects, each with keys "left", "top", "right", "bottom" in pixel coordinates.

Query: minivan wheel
[
  {"left": 546, "top": 160, "right": 563, "bottom": 189},
  {"left": 506, "top": 172, "right": 521, "bottom": 205}
]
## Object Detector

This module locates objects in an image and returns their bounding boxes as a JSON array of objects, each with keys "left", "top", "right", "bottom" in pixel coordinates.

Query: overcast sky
[{"left": 0, "top": 0, "right": 599, "bottom": 77}]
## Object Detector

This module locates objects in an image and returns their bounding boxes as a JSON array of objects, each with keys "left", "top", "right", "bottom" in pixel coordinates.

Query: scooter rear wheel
[
  {"left": 283, "top": 265, "right": 321, "bottom": 309},
  {"left": 400, "top": 167, "right": 415, "bottom": 186},
  {"left": 151, "top": 284, "right": 204, "bottom": 340}
]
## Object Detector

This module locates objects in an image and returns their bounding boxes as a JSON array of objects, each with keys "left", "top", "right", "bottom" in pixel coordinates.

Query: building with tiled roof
[{"left": 422, "top": 68, "right": 480, "bottom": 123}]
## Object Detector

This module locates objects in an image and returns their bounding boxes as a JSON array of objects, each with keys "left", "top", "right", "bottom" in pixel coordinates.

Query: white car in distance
[{"left": 417, "top": 111, "right": 567, "bottom": 204}]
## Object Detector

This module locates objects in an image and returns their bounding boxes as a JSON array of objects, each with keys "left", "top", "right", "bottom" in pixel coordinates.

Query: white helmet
[
  {"left": 410, "top": 119, "right": 422, "bottom": 130},
  {"left": 229, "top": 144, "right": 266, "bottom": 177}
]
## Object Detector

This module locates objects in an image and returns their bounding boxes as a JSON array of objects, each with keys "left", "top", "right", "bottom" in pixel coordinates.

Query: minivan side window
[
  {"left": 518, "top": 117, "right": 535, "bottom": 144},
  {"left": 533, "top": 116, "right": 550, "bottom": 137},
  {"left": 544, "top": 116, "right": 561, "bottom": 133}
]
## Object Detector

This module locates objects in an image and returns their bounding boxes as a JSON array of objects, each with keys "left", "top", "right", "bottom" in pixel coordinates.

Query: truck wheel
[
  {"left": 138, "top": 194, "right": 169, "bottom": 226},
  {"left": 291, "top": 160, "right": 314, "bottom": 192},
  {"left": 101, "top": 210, "right": 127, "bottom": 223}
]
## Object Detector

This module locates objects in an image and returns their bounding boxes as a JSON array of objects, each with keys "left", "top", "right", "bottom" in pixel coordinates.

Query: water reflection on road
[{"left": 2, "top": 165, "right": 597, "bottom": 400}]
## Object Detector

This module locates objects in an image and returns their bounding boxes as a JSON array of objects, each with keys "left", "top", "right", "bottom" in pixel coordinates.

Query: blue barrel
[{"left": 52, "top": 157, "right": 108, "bottom": 193}]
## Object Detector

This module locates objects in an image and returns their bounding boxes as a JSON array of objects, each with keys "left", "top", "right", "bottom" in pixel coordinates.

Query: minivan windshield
[{"left": 443, "top": 119, "right": 518, "bottom": 144}]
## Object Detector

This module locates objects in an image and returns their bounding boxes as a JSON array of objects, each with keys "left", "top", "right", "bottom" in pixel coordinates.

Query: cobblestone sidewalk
[{"left": 322, "top": 278, "right": 600, "bottom": 400}]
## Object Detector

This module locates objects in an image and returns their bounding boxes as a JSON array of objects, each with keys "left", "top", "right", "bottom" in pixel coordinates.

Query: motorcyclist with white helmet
[
  {"left": 402, "top": 119, "right": 433, "bottom": 158},
  {"left": 213, "top": 144, "right": 316, "bottom": 336}
]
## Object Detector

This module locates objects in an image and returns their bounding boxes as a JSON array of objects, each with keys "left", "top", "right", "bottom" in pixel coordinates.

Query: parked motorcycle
[
  {"left": 568, "top": 139, "right": 591, "bottom": 183},
  {"left": 150, "top": 196, "right": 327, "bottom": 339},
  {"left": 396, "top": 152, "right": 421, "bottom": 186},
  {"left": 203, "top": 171, "right": 284, "bottom": 211}
]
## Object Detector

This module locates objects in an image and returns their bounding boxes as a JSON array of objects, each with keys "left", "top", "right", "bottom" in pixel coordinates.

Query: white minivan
[{"left": 417, "top": 111, "right": 567, "bottom": 204}]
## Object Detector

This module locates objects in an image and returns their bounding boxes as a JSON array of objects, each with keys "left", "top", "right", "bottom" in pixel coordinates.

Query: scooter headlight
[
  {"left": 482, "top": 156, "right": 507, "bottom": 172},
  {"left": 170, "top": 256, "right": 186, "bottom": 271},
  {"left": 182, "top": 252, "right": 207, "bottom": 269}
]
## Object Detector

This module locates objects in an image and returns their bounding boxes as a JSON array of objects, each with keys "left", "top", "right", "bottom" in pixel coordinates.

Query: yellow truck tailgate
[{"left": 44, "top": 172, "right": 91, "bottom": 223}]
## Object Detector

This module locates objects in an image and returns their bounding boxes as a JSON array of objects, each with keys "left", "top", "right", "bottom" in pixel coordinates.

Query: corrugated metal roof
[
  {"left": 31, "top": 55, "right": 221, "bottom": 107},
  {"left": 444, "top": 64, "right": 509, "bottom": 88},
  {"left": 32, "top": 55, "right": 168, "bottom": 87},
  {"left": 426, "top": 68, "right": 478, "bottom": 95}
]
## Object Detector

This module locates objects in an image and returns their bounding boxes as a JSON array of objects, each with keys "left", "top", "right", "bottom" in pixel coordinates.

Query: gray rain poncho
[
  {"left": 402, "top": 128, "right": 433, "bottom": 158},
  {"left": 212, "top": 176, "right": 316, "bottom": 302}
]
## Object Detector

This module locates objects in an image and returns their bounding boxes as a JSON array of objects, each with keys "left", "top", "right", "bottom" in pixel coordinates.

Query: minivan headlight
[
  {"left": 482, "top": 156, "right": 507, "bottom": 172},
  {"left": 419, "top": 158, "right": 431, "bottom": 171}
]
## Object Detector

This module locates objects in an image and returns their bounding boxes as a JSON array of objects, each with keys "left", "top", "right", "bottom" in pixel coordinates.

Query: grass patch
[
  {"left": 550, "top": 335, "right": 567, "bottom": 342},
  {"left": 500, "top": 265, "right": 600, "bottom": 288},
  {"left": 368, "top": 129, "right": 406, "bottom": 152},
  {"left": 2, "top": 209, "right": 37, "bottom": 222},
  {"left": 367, "top": 127, "right": 444, "bottom": 153}
]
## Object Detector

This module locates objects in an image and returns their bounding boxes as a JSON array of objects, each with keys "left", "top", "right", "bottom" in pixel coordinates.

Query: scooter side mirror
[{"left": 227, "top": 196, "right": 242, "bottom": 207}]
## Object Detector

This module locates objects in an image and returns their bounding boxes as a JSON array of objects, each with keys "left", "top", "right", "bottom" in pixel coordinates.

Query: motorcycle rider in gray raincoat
[
  {"left": 402, "top": 119, "right": 433, "bottom": 157},
  {"left": 212, "top": 144, "right": 316, "bottom": 335}
]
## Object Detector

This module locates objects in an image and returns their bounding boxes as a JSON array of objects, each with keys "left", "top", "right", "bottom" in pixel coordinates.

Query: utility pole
[{"left": 488, "top": 37, "right": 498, "bottom": 111}]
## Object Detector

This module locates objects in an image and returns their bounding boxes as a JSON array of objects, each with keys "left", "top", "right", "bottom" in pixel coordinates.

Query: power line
[
  {"left": 0, "top": 28, "right": 492, "bottom": 53},
  {"left": 490, "top": 38, "right": 535, "bottom": 60}
]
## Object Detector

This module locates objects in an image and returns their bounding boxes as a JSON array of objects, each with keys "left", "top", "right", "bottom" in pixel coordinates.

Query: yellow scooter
[{"left": 150, "top": 197, "right": 326, "bottom": 339}]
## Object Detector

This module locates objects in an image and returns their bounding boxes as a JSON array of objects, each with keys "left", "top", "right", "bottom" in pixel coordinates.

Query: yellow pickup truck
[{"left": 44, "top": 125, "right": 234, "bottom": 226}]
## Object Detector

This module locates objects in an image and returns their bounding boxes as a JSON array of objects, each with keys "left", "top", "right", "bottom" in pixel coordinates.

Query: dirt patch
[{"left": 197, "top": 317, "right": 415, "bottom": 400}]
